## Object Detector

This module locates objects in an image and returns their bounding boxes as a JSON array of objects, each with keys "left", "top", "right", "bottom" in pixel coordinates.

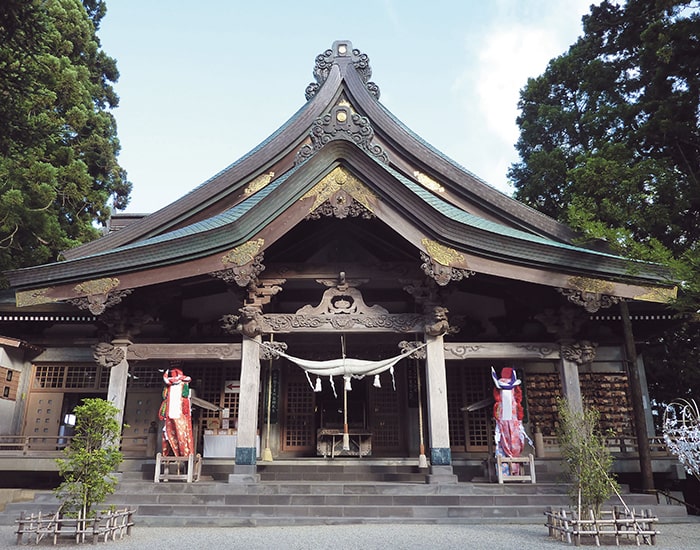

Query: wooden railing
[
  {"left": 540, "top": 436, "right": 671, "bottom": 457},
  {"left": 0, "top": 435, "right": 154, "bottom": 458}
]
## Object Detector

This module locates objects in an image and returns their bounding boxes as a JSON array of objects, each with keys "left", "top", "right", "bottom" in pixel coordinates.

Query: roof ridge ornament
[
  {"left": 295, "top": 102, "right": 389, "bottom": 165},
  {"left": 305, "top": 41, "right": 381, "bottom": 101}
]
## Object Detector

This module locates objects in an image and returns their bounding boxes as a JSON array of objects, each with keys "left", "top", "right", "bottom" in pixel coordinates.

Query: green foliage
[
  {"left": 0, "top": 0, "right": 131, "bottom": 282},
  {"left": 55, "top": 398, "right": 123, "bottom": 518},
  {"left": 557, "top": 399, "right": 619, "bottom": 516},
  {"left": 509, "top": 0, "right": 700, "bottom": 412},
  {"left": 509, "top": 0, "right": 699, "bottom": 284}
]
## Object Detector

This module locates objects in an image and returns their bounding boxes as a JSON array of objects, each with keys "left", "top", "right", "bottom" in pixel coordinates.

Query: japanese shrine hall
[{"left": 0, "top": 41, "right": 679, "bottom": 484}]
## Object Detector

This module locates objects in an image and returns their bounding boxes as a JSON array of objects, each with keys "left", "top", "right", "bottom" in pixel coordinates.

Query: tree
[
  {"left": 55, "top": 398, "right": 123, "bottom": 518},
  {"left": 508, "top": 0, "right": 700, "bottom": 417},
  {"left": 0, "top": 0, "right": 131, "bottom": 281},
  {"left": 557, "top": 399, "right": 619, "bottom": 517}
]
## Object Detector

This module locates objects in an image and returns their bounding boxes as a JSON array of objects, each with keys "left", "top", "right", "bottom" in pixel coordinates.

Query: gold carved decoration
[
  {"left": 634, "top": 286, "right": 677, "bottom": 303},
  {"left": 567, "top": 276, "right": 614, "bottom": 296},
  {"left": 301, "top": 167, "right": 376, "bottom": 214},
  {"left": 16, "top": 288, "right": 57, "bottom": 307},
  {"left": 74, "top": 277, "right": 120, "bottom": 297},
  {"left": 221, "top": 239, "right": 265, "bottom": 266},
  {"left": 413, "top": 171, "right": 445, "bottom": 193},
  {"left": 421, "top": 238, "right": 464, "bottom": 267},
  {"left": 244, "top": 172, "right": 275, "bottom": 195}
]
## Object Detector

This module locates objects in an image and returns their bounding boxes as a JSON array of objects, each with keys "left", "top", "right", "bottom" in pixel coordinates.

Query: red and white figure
[
  {"left": 492, "top": 367, "right": 532, "bottom": 476},
  {"left": 159, "top": 368, "right": 195, "bottom": 457}
]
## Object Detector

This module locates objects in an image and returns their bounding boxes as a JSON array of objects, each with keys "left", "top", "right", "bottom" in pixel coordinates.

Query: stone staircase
[{"left": 0, "top": 461, "right": 688, "bottom": 527}]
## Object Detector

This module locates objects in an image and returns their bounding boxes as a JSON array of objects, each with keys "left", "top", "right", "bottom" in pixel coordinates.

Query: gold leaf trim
[
  {"left": 222, "top": 238, "right": 265, "bottom": 266},
  {"left": 74, "top": 277, "right": 120, "bottom": 296},
  {"left": 567, "top": 276, "right": 614, "bottom": 295},
  {"left": 634, "top": 286, "right": 677, "bottom": 303},
  {"left": 421, "top": 238, "right": 464, "bottom": 267},
  {"left": 244, "top": 172, "right": 275, "bottom": 195},
  {"left": 413, "top": 171, "right": 444, "bottom": 193},
  {"left": 16, "top": 288, "right": 57, "bottom": 307},
  {"left": 301, "top": 166, "right": 376, "bottom": 213}
]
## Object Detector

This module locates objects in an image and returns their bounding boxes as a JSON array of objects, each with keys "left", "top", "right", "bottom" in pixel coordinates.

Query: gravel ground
[{"left": 1, "top": 521, "right": 699, "bottom": 550}]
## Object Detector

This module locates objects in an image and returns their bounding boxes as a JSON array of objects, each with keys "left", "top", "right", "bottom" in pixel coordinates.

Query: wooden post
[
  {"left": 232, "top": 334, "right": 262, "bottom": 479},
  {"left": 619, "top": 300, "right": 654, "bottom": 493}
]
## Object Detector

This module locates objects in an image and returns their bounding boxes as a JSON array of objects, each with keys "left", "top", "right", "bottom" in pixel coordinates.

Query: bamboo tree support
[
  {"left": 415, "top": 358, "right": 428, "bottom": 468},
  {"left": 261, "top": 334, "right": 274, "bottom": 462}
]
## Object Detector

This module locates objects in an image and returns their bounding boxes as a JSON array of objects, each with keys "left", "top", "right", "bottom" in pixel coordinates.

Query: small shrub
[
  {"left": 557, "top": 398, "right": 619, "bottom": 516},
  {"left": 55, "top": 398, "right": 123, "bottom": 518}
]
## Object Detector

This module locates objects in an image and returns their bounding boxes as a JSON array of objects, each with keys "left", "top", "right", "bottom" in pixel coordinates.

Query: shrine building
[{"left": 0, "top": 41, "right": 680, "bottom": 483}]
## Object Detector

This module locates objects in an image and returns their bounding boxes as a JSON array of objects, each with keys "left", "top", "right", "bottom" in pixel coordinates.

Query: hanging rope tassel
[
  {"left": 373, "top": 374, "right": 381, "bottom": 388},
  {"left": 314, "top": 376, "right": 322, "bottom": 392}
]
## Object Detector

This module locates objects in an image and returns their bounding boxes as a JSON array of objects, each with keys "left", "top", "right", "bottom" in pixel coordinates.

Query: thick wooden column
[
  {"left": 106, "top": 339, "right": 131, "bottom": 438},
  {"left": 424, "top": 334, "right": 456, "bottom": 482},
  {"left": 557, "top": 354, "right": 583, "bottom": 415},
  {"left": 231, "top": 334, "right": 262, "bottom": 480},
  {"left": 620, "top": 300, "right": 654, "bottom": 492}
]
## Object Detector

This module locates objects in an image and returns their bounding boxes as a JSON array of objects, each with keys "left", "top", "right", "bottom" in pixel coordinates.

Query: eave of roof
[
  {"left": 3, "top": 41, "right": 675, "bottom": 300},
  {"left": 5, "top": 140, "right": 672, "bottom": 292}
]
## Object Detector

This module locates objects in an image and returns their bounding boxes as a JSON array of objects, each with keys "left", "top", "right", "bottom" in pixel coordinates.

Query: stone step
[
  {"left": 0, "top": 480, "right": 686, "bottom": 528},
  {"left": 0, "top": 461, "right": 688, "bottom": 527}
]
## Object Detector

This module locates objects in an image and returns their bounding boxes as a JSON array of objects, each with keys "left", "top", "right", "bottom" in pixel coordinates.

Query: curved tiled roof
[{"left": 5, "top": 40, "right": 673, "bottom": 297}]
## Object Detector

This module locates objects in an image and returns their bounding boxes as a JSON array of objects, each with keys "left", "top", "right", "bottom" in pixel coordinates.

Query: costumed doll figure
[
  {"left": 492, "top": 367, "right": 532, "bottom": 476},
  {"left": 159, "top": 368, "right": 195, "bottom": 456}
]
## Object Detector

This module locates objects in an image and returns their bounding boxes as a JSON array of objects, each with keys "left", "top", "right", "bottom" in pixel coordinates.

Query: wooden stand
[
  {"left": 154, "top": 452, "right": 202, "bottom": 482},
  {"left": 497, "top": 453, "right": 536, "bottom": 483}
]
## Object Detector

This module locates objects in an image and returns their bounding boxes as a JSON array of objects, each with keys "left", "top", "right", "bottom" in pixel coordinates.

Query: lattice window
[
  {"left": 185, "top": 363, "right": 242, "bottom": 434},
  {"left": 65, "top": 365, "right": 99, "bottom": 389},
  {"left": 33, "top": 365, "right": 65, "bottom": 388},
  {"left": 446, "top": 365, "right": 466, "bottom": 448},
  {"left": 447, "top": 364, "right": 492, "bottom": 452},
  {"left": 464, "top": 366, "right": 491, "bottom": 451},
  {"left": 127, "top": 365, "right": 164, "bottom": 389},
  {"left": 369, "top": 381, "right": 401, "bottom": 450},
  {"left": 283, "top": 366, "right": 315, "bottom": 450}
]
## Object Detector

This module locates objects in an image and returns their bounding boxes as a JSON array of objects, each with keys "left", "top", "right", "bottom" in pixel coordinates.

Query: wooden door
[
  {"left": 281, "top": 364, "right": 315, "bottom": 453},
  {"left": 23, "top": 392, "right": 64, "bottom": 450},
  {"left": 122, "top": 390, "right": 161, "bottom": 456}
]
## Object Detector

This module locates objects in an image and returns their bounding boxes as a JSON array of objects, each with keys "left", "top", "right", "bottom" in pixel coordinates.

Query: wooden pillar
[
  {"left": 558, "top": 353, "right": 583, "bottom": 415},
  {"left": 107, "top": 339, "right": 131, "bottom": 437},
  {"left": 620, "top": 300, "right": 654, "bottom": 493},
  {"left": 424, "top": 334, "right": 456, "bottom": 482},
  {"left": 231, "top": 334, "right": 261, "bottom": 480}
]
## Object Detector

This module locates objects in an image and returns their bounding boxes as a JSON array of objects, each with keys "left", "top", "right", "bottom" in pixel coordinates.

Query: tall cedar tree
[
  {"left": 508, "top": 0, "right": 700, "bottom": 422},
  {"left": 0, "top": 0, "right": 131, "bottom": 281}
]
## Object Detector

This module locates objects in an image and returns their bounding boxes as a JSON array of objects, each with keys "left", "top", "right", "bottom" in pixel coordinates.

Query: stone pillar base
[
  {"left": 228, "top": 464, "right": 259, "bottom": 483},
  {"left": 426, "top": 465, "right": 458, "bottom": 484}
]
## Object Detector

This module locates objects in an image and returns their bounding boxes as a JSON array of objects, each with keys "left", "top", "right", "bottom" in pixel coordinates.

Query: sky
[{"left": 98, "top": 0, "right": 596, "bottom": 214}]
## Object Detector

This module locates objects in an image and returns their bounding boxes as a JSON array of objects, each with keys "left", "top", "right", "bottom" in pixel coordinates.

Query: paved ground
[{"left": 1, "top": 520, "right": 699, "bottom": 550}]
